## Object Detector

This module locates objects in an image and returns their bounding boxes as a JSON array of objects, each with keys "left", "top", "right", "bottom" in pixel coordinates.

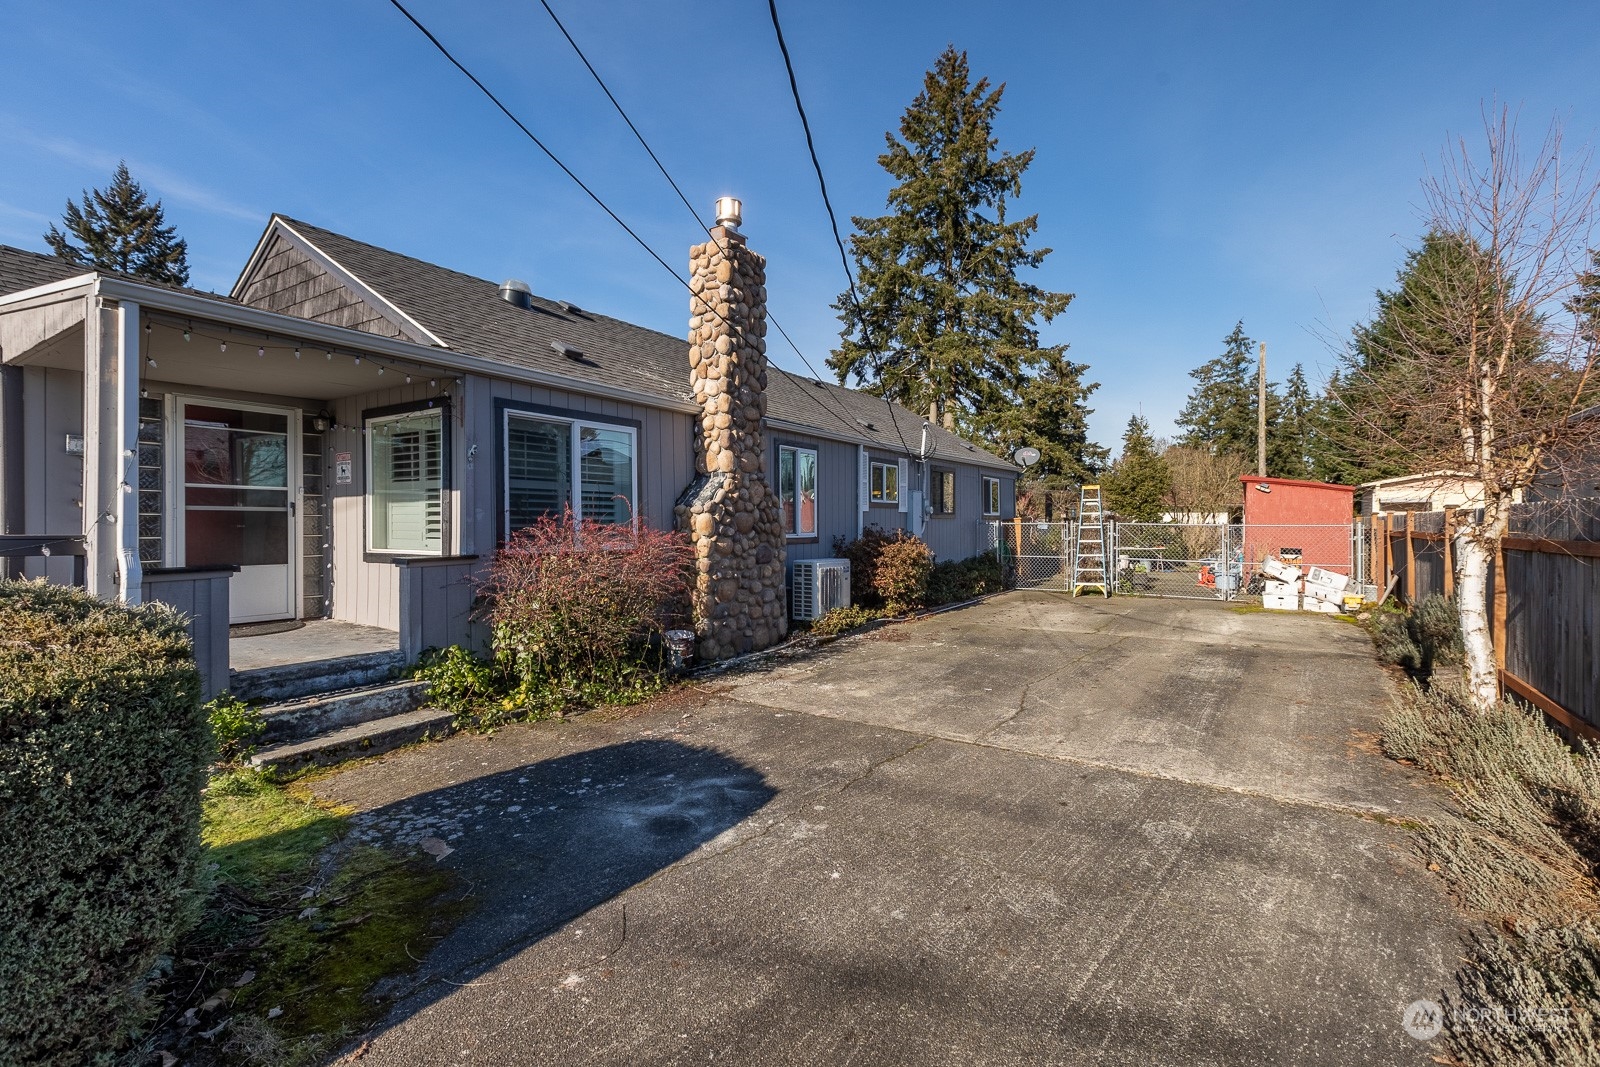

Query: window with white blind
[
  {"left": 504, "top": 410, "right": 636, "bottom": 532},
  {"left": 367, "top": 408, "right": 445, "bottom": 554}
]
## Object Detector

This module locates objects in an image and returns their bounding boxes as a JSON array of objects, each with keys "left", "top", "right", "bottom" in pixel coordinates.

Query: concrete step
[
  {"left": 249, "top": 707, "right": 455, "bottom": 772},
  {"left": 258, "top": 679, "right": 431, "bottom": 744},
  {"left": 229, "top": 650, "right": 406, "bottom": 704}
]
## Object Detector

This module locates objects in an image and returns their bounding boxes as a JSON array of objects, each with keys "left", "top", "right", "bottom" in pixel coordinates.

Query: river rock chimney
[{"left": 674, "top": 201, "right": 787, "bottom": 660}]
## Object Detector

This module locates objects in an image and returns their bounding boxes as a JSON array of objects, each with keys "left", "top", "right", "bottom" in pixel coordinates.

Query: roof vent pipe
[
  {"left": 714, "top": 196, "right": 742, "bottom": 232},
  {"left": 498, "top": 279, "right": 533, "bottom": 309}
]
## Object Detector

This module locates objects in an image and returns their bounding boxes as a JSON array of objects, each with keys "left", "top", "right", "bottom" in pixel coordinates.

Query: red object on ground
[{"left": 1238, "top": 476, "right": 1356, "bottom": 575}]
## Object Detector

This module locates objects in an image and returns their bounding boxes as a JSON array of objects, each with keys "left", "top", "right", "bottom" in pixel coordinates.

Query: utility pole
[{"left": 1256, "top": 341, "right": 1267, "bottom": 477}]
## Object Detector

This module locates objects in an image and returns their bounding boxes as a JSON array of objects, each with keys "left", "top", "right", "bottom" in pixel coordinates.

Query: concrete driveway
[{"left": 315, "top": 592, "right": 1461, "bottom": 1066}]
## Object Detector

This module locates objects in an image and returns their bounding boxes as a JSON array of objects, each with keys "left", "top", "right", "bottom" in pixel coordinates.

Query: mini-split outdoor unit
[{"left": 790, "top": 558, "right": 851, "bottom": 621}]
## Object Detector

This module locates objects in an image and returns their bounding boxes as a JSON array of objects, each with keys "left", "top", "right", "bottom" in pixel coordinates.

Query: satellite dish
[{"left": 1013, "top": 446, "right": 1041, "bottom": 468}]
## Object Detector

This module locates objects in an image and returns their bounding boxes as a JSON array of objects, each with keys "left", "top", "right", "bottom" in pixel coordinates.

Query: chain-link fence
[{"left": 987, "top": 519, "right": 1369, "bottom": 601}]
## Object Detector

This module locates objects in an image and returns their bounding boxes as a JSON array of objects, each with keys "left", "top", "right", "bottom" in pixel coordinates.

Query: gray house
[{"left": 0, "top": 208, "right": 1016, "bottom": 681}]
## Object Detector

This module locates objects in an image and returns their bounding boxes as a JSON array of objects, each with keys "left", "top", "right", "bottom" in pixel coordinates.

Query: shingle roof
[
  {"left": 0, "top": 243, "right": 246, "bottom": 308},
  {"left": 279, "top": 217, "right": 1015, "bottom": 470}
]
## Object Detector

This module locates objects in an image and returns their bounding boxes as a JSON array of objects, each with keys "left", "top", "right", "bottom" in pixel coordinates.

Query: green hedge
[{"left": 0, "top": 580, "right": 209, "bottom": 1065}]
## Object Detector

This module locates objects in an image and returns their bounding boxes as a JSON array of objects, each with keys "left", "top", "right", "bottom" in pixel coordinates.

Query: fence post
[
  {"left": 1442, "top": 509, "right": 1454, "bottom": 599},
  {"left": 1403, "top": 513, "right": 1417, "bottom": 604},
  {"left": 1492, "top": 539, "right": 1508, "bottom": 678}
]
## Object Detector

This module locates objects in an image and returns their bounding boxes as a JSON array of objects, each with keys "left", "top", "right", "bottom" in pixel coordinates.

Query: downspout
[{"left": 115, "top": 299, "right": 143, "bottom": 603}]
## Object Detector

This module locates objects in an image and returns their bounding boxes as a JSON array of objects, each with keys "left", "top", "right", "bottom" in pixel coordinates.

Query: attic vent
[
  {"left": 856, "top": 418, "right": 878, "bottom": 431},
  {"left": 559, "top": 300, "right": 581, "bottom": 314},
  {"left": 498, "top": 279, "right": 533, "bottom": 309},
  {"left": 551, "top": 341, "right": 584, "bottom": 361}
]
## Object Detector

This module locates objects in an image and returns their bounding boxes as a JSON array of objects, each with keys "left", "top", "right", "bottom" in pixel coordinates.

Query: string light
[
  {"left": 183, "top": 326, "right": 191, "bottom": 342},
  {"left": 376, "top": 365, "right": 384, "bottom": 375},
  {"left": 294, "top": 346, "right": 301, "bottom": 359},
  {"left": 257, "top": 346, "right": 265, "bottom": 358},
  {"left": 326, "top": 350, "right": 334, "bottom": 360},
  {"left": 405, "top": 374, "right": 412, "bottom": 384},
  {"left": 353, "top": 356, "right": 361, "bottom": 366},
  {"left": 146, "top": 355, "right": 157, "bottom": 369},
  {"left": 429, "top": 379, "right": 437, "bottom": 388},
  {"left": 220, "top": 340, "right": 227, "bottom": 352}
]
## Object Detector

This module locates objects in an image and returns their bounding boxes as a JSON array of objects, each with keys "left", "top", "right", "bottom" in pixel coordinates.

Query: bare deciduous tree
[
  {"left": 1333, "top": 108, "right": 1600, "bottom": 708},
  {"left": 1161, "top": 442, "right": 1248, "bottom": 520}
]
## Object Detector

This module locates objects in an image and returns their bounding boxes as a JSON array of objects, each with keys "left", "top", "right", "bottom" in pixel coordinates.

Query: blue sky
[{"left": 3, "top": 1, "right": 1597, "bottom": 454}]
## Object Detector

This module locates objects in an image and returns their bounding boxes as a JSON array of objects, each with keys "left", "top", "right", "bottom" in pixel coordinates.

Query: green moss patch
[{"left": 137, "top": 771, "right": 471, "bottom": 1066}]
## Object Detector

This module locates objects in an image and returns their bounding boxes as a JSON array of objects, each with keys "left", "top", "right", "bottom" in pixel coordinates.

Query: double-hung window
[
  {"left": 504, "top": 410, "right": 636, "bottom": 532},
  {"left": 778, "top": 445, "right": 818, "bottom": 537},
  {"left": 367, "top": 408, "right": 446, "bottom": 554},
  {"left": 982, "top": 476, "right": 1001, "bottom": 516},
  {"left": 869, "top": 461, "right": 899, "bottom": 504}
]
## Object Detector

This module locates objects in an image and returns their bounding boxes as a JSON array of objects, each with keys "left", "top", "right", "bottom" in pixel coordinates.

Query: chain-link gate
[
  {"left": 989, "top": 520, "right": 1074, "bottom": 589},
  {"left": 1112, "top": 522, "right": 1232, "bottom": 599}
]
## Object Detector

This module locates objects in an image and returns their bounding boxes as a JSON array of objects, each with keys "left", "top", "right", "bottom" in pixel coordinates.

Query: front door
[{"left": 177, "top": 399, "right": 299, "bottom": 623}]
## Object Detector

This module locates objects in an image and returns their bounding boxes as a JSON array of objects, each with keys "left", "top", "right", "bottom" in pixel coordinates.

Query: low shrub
[
  {"left": 479, "top": 509, "right": 693, "bottom": 711},
  {"left": 1382, "top": 681, "right": 1600, "bottom": 1063},
  {"left": 832, "top": 525, "right": 908, "bottom": 607},
  {"left": 206, "top": 692, "right": 265, "bottom": 764},
  {"left": 1369, "top": 595, "right": 1464, "bottom": 676},
  {"left": 873, "top": 535, "right": 934, "bottom": 613},
  {"left": 0, "top": 579, "right": 209, "bottom": 1065},
  {"left": 809, "top": 605, "right": 882, "bottom": 639},
  {"left": 926, "top": 550, "right": 1004, "bottom": 606}
]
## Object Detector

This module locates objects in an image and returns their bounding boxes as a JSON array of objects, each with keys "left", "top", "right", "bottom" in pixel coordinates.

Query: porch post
[
  {"left": 82, "top": 296, "right": 142, "bottom": 601},
  {"left": 115, "top": 302, "right": 143, "bottom": 603}
]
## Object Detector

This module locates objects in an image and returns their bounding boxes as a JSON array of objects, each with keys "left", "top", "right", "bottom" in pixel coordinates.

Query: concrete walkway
[{"left": 312, "top": 592, "right": 1460, "bottom": 1065}]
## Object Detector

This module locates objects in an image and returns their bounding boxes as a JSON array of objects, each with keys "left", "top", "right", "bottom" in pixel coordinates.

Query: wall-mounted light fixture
[{"left": 310, "top": 410, "right": 332, "bottom": 433}]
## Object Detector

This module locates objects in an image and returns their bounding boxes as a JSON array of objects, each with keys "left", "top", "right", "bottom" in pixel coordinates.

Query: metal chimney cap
[
  {"left": 714, "top": 196, "right": 742, "bottom": 230},
  {"left": 498, "top": 279, "right": 533, "bottom": 309}
]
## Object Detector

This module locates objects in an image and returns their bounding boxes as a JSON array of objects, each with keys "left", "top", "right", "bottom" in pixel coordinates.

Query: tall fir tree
[
  {"left": 1270, "top": 363, "right": 1317, "bottom": 479},
  {"left": 1103, "top": 414, "right": 1171, "bottom": 520},
  {"left": 44, "top": 162, "right": 189, "bottom": 286},
  {"left": 981, "top": 350, "right": 1108, "bottom": 489},
  {"left": 829, "top": 47, "right": 1073, "bottom": 432},
  {"left": 1323, "top": 230, "right": 1492, "bottom": 484},
  {"left": 1175, "top": 322, "right": 1277, "bottom": 463}
]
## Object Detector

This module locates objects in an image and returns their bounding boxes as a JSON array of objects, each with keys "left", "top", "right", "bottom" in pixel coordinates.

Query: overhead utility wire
[
  {"left": 532, "top": 0, "right": 870, "bottom": 443},
  {"left": 765, "top": 0, "right": 920, "bottom": 460},
  {"left": 387, "top": 0, "right": 866, "bottom": 443}
]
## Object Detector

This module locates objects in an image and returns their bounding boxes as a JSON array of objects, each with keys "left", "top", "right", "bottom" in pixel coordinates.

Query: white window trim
[
  {"left": 982, "top": 475, "right": 1001, "bottom": 517},
  {"left": 869, "top": 460, "right": 899, "bottom": 504},
  {"left": 779, "top": 444, "right": 819, "bottom": 538},
  {"left": 366, "top": 407, "right": 447, "bottom": 556},
  {"left": 502, "top": 409, "right": 639, "bottom": 533}
]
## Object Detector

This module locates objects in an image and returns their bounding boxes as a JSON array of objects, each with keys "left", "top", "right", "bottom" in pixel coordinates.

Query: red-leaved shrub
[
  {"left": 872, "top": 535, "right": 934, "bottom": 614},
  {"left": 479, "top": 508, "right": 693, "bottom": 700}
]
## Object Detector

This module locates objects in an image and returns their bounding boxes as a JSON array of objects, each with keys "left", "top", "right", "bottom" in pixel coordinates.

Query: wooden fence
[{"left": 1372, "top": 500, "right": 1600, "bottom": 742}]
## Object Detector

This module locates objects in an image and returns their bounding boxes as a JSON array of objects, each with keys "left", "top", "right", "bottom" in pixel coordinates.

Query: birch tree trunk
[{"left": 1454, "top": 523, "right": 1500, "bottom": 708}]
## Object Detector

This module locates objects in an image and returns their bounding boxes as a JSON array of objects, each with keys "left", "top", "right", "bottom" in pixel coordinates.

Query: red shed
[{"left": 1238, "top": 475, "right": 1355, "bottom": 576}]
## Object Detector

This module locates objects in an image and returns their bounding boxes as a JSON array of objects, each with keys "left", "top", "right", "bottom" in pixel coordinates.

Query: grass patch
[
  {"left": 1382, "top": 682, "right": 1600, "bottom": 1064},
  {"left": 134, "top": 770, "right": 471, "bottom": 1066}
]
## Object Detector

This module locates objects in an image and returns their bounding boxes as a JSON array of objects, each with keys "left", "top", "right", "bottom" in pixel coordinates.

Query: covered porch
[{"left": 0, "top": 272, "right": 480, "bottom": 695}]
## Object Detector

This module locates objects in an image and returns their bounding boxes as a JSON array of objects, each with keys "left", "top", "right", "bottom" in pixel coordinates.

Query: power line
[
  {"left": 765, "top": 0, "right": 921, "bottom": 460},
  {"left": 387, "top": 0, "right": 868, "bottom": 444},
  {"left": 532, "top": 0, "right": 871, "bottom": 443}
]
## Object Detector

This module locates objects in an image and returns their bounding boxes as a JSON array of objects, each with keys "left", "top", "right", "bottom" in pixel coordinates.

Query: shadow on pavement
[{"left": 345, "top": 738, "right": 774, "bottom": 1047}]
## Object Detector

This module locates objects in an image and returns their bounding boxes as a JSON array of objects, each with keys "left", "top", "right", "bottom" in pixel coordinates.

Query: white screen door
[{"left": 179, "top": 401, "right": 298, "bottom": 622}]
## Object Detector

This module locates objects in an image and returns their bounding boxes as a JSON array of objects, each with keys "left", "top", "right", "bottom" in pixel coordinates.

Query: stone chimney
[{"left": 674, "top": 199, "right": 787, "bottom": 660}]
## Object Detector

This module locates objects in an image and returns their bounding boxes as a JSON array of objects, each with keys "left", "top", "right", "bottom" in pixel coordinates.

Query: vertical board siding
[
  {"left": 921, "top": 461, "right": 1013, "bottom": 562},
  {"left": 23, "top": 366, "right": 85, "bottom": 584}
]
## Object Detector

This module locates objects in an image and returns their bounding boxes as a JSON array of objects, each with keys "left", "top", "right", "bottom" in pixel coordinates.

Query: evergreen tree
[
  {"left": 44, "top": 162, "right": 189, "bottom": 286},
  {"left": 1270, "top": 363, "right": 1317, "bottom": 479},
  {"left": 979, "top": 350, "right": 1108, "bottom": 489},
  {"left": 1324, "top": 230, "right": 1492, "bottom": 484},
  {"left": 1175, "top": 322, "right": 1275, "bottom": 462},
  {"left": 829, "top": 47, "right": 1073, "bottom": 430},
  {"left": 1103, "top": 415, "right": 1171, "bottom": 520}
]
